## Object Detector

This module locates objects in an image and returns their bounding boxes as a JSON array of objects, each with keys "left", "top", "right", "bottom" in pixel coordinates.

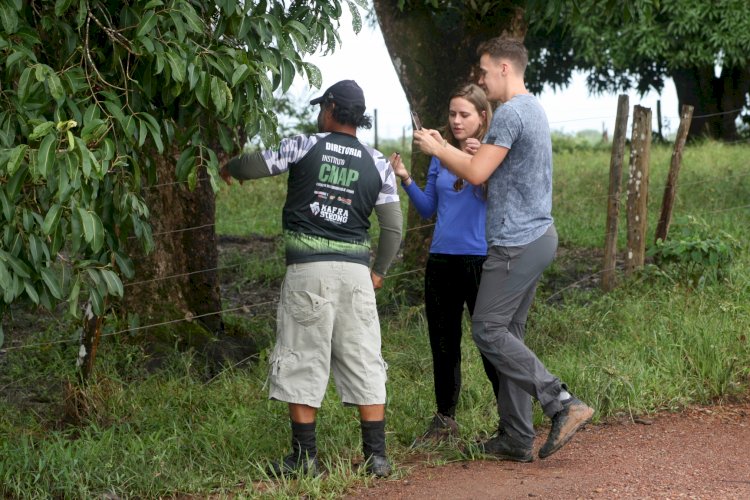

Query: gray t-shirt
[{"left": 483, "top": 94, "right": 553, "bottom": 247}]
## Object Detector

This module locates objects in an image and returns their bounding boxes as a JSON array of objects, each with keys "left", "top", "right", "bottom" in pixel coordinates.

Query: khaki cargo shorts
[{"left": 267, "top": 261, "right": 387, "bottom": 407}]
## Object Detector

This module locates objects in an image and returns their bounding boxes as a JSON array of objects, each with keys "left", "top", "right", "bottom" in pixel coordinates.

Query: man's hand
[
  {"left": 219, "top": 164, "right": 242, "bottom": 186},
  {"left": 371, "top": 271, "right": 384, "bottom": 290}
]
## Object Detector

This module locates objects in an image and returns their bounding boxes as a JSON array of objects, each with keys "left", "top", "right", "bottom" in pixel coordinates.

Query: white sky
[{"left": 292, "top": 10, "right": 680, "bottom": 145}]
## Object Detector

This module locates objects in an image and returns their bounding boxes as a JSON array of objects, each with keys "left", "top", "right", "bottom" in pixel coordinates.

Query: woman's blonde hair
[{"left": 443, "top": 83, "right": 492, "bottom": 148}]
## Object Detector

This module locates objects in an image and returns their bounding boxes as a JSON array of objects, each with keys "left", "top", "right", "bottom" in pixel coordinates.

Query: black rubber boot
[
  {"left": 361, "top": 419, "right": 391, "bottom": 478},
  {"left": 268, "top": 421, "right": 319, "bottom": 477}
]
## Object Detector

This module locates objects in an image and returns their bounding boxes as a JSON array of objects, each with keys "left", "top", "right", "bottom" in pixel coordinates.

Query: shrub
[{"left": 648, "top": 215, "right": 739, "bottom": 286}]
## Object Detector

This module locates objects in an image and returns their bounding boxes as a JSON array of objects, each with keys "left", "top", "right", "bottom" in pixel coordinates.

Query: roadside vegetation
[{"left": 1, "top": 139, "right": 748, "bottom": 498}]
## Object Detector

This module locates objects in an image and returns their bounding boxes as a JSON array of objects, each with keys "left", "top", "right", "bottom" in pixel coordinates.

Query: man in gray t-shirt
[{"left": 414, "top": 37, "right": 594, "bottom": 462}]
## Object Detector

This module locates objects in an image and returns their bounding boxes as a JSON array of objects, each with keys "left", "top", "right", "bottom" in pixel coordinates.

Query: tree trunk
[
  {"left": 373, "top": 1, "right": 526, "bottom": 268},
  {"left": 671, "top": 65, "right": 750, "bottom": 141},
  {"left": 123, "top": 150, "right": 222, "bottom": 354}
]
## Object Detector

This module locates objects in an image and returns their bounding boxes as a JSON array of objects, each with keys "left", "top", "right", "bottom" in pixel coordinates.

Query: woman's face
[{"left": 448, "top": 97, "right": 484, "bottom": 141}]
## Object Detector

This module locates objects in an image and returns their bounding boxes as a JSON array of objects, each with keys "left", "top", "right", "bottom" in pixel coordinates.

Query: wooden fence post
[
  {"left": 654, "top": 105, "right": 694, "bottom": 243},
  {"left": 602, "top": 95, "right": 630, "bottom": 292},
  {"left": 625, "top": 105, "right": 652, "bottom": 274}
]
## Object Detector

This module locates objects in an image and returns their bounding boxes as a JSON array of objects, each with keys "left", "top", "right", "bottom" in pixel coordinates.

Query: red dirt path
[{"left": 347, "top": 403, "right": 750, "bottom": 499}]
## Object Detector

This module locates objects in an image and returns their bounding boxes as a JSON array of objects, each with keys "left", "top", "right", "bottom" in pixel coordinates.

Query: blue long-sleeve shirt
[{"left": 402, "top": 156, "right": 487, "bottom": 256}]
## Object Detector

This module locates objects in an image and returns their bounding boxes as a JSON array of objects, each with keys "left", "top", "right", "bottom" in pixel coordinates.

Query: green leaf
[
  {"left": 187, "top": 167, "right": 197, "bottom": 190},
  {"left": 137, "top": 35, "right": 155, "bottom": 54},
  {"left": 77, "top": 208, "right": 104, "bottom": 252},
  {"left": 180, "top": 4, "right": 203, "bottom": 33},
  {"left": 168, "top": 11, "right": 186, "bottom": 42},
  {"left": 176, "top": 147, "right": 195, "bottom": 181},
  {"left": 86, "top": 268, "right": 105, "bottom": 297},
  {"left": 141, "top": 114, "right": 164, "bottom": 154},
  {"left": 37, "top": 134, "right": 57, "bottom": 179},
  {"left": 28, "top": 234, "right": 44, "bottom": 264},
  {"left": 196, "top": 72, "right": 209, "bottom": 107},
  {"left": 29, "top": 121, "right": 55, "bottom": 141},
  {"left": 17, "top": 66, "right": 34, "bottom": 103},
  {"left": 210, "top": 76, "right": 226, "bottom": 113},
  {"left": 0, "top": 260, "right": 11, "bottom": 291},
  {"left": 75, "top": 137, "right": 91, "bottom": 177},
  {"left": 136, "top": 10, "right": 158, "bottom": 38},
  {"left": 89, "top": 286, "right": 104, "bottom": 315},
  {"left": 68, "top": 276, "right": 81, "bottom": 318},
  {"left": 24, "top": 280, "right": 39, "bottom": 304},
  {"left": 231, "top": 63, "right": 251, "bottom": 87},
  {"left": 102, "top": 138, "right": 115, "bottom": 161},
  {"left": 0, "top": 1, "right": 18, "bottom": 34},
  {"left": 41, "top": 267, "right": 64, "bottom": 300},
  {"left": 0, "top": 189, "right": 12, "bottom": 222},
  {"left": 7, "top": 256, "right": 31, "bottom": 279},
  {"left": 138, "top": 118, "right": 148, "bottom": 147},
  {"left": 99, "top": 269, "right": 123, "bottom": 297},
  {"left": 54, "top": 0, "right": 75, "bottom": 17},
  {"left": 6, "top": 165, "right": 27, "bottom": 199},
  {"left": 114, "top": 252, "right": 134, "bottom": 279},
  {"left": 218, "top": 125, "right": 233, "bottom": 153},
  {"left": 165, "top": 51, "right": 186, "bottom": 83},
  {"left": 7, "top": 144, "right": 27, "bottom": 176},
  {"left": 281, "top": 59, "right": 295, "bottom": 93},
  {"left": 47, "top": 73, "right": 65, "bottom": 102},
  {"left": 81, "top": 118, "right": 107, "bottom": 144},
  {"left": 103, "top": 100, "right": 126, "bottom": 127},
  {"left": 42, "top": 204, "right": 62, "bottom": 235}
]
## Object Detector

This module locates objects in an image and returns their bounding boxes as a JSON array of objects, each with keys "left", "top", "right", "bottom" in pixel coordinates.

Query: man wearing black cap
[{"left": 221, "top": 80, "right": 402, "bottom": 478}]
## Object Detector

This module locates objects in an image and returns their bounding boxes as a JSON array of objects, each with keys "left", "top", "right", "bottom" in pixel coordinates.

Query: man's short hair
[{"left": 477, "top": 37, "right": 528, "bottom": 74}]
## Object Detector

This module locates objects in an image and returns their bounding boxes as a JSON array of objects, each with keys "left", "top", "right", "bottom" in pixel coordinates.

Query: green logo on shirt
[{"left": 319, "top": 163, "right": 359, "bottom": 187}]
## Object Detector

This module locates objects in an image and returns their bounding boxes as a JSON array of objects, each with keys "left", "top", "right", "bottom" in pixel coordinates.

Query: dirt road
[{"left": 347, "top": 402, "right": 750, "bottom": 499}]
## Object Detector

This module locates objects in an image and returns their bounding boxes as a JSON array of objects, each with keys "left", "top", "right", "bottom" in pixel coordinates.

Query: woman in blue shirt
[{"left": 391, "top": 84, "right": 499, "bottom": 442}]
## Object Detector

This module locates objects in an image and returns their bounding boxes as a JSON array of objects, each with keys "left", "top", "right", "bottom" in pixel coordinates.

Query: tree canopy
[
  {"left": 529, "top": 0, "right": 750, "bottom": 139},
  {"left": 0, "top": 0, "right": 364, "bottom": 346}
]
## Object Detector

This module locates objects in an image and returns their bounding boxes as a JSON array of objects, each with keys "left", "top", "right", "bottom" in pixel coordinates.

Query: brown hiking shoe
[
  {"left": 412, "top": 413, "right": 459, "bottom": 445},
  {"left": 539, "top": 397, "right": 594, "bottom": 459}
]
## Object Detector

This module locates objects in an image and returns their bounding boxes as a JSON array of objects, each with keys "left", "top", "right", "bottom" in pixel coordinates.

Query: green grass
[{"left": 1, "top": 140, "right": 748, "bottom": 497}]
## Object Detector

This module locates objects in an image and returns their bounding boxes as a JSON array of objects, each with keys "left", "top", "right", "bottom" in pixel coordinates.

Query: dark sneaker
[
  {"left": 364, "top": 454, "right": 392, "bottom": 478},
  {"left": 267, "top": 452, "right": 320, "bottom": 478},
  {"left": 413, "top": 413, "right": 459, "bottom": 445},
  {"left": 538, "top": 397, "right": 594, "bottom": 459},
  {"left": 479, "top": 430, "right": 533, "bottom": 462}
]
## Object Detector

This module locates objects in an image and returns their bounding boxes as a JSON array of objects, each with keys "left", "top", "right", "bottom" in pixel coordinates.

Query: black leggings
[{"left": 424, "top": 253, "right": 500, "bottom": 417}]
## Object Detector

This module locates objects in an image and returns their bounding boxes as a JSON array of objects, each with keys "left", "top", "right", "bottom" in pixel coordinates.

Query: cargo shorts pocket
[
  {"left": 352, "top": 285, "right": 377, "bottom": 327},
  {"left": 268, "top": 344, "right": 298, "bottom": 378},
  {"left": 283, "top": 289, "right": 329, "bottom": 326}
]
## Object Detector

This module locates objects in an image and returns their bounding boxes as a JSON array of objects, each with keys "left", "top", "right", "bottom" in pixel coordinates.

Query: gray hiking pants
[{"left": 472, "top": 225, "right": 563, "bottom": 446}]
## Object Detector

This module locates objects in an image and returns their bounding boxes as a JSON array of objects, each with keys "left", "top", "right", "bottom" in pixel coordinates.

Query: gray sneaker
[
  {"left": 538, "top": 397, "right": 594, "bottom": 459},
  {"left": 480, "top": 430, "right": 533, "bottom": 462}
]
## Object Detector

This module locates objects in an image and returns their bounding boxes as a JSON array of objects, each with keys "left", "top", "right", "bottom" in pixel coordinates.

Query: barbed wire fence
[{"left": 1, "top": 107, "right": 749, "bottom": 354}]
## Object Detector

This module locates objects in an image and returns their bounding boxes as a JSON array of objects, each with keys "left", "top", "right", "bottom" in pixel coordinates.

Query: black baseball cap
[{"left": 310, "top": 80, "right": 366, "bottom": 110}]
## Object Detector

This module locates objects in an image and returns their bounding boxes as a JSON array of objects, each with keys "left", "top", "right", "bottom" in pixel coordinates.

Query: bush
[{"left": 647, "top": 215, "right": 740, "bottom": 286}]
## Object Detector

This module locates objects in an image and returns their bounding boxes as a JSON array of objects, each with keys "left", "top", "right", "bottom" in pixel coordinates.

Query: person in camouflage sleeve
[{"left": 221, "top": 80, "right": 402, "bottom": 478}]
